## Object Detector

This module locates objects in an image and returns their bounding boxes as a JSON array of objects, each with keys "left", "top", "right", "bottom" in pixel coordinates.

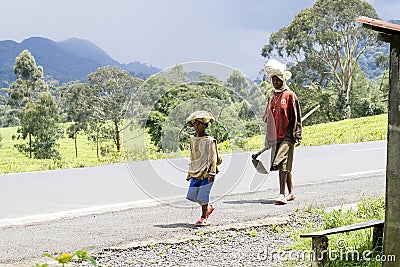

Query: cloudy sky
[{"left": 0, "top": 0, "right": 398, "bottom": 78}]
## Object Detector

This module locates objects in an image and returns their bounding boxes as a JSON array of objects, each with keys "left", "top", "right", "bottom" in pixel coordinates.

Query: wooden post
[
  {"left": 383, "top": 34, "right": 400, "bottom": 267},
  {"left": 311, "top": 235, "right": 328, "bottom": 267},
  {"left": 355, "top": 17, "right": 400, "bottom": 266},
  {"left": 372, "top": 225, "right": 384, "bottom": 251}
]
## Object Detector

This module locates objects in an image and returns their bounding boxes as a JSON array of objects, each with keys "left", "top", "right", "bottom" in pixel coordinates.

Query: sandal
[
  {"left": 275, "top": 194, "right": 287, "bottom": 205},
  {"left": 195, "top": 217, "right": 211, "bottom": 227},
  {"left": 286, "top": 194, "right": 296, "bottom": 201},
  {"left": 206, "top": 204, "right": 214, "bottom": 219}
]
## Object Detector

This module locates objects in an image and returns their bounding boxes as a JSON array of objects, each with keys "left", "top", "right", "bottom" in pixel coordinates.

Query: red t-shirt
[{"left": 262, "top": 89, "right": 298, "bottom": 143}]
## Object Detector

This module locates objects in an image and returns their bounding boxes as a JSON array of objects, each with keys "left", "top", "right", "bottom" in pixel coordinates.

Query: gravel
[{"left": 75, "top": 212, "right": 323, "bottom": 267}]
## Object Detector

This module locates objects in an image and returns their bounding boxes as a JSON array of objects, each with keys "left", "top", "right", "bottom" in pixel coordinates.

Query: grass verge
[
  {"left": 282, "top": 195, "right": 385, "bottom": 267},
  {"left": 0, "top": 114, "right": 388, "bottom": 174}
]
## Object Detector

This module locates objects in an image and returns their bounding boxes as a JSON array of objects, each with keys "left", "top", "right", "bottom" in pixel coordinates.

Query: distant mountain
[
  {"left": 0, "top": 37, "right": 161, "bottom": 88},
  {"left": 389, "top": 20, "right": 400, "bottom": 25},
  {"left": 122, "top": 61, "right": 161, "bottom": 76},
  {"left": 58, "top": 38, "right": 120, "bottom": 67}
]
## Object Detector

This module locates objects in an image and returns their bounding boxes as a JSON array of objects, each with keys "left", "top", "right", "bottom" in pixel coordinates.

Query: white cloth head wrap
[{"left": 264, "top": 59, "right": 292, "bottom": 92}]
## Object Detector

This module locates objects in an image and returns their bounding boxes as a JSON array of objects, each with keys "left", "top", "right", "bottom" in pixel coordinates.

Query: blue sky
[{"left": 0, "top": 0, "right": 398, "bottom": 78}]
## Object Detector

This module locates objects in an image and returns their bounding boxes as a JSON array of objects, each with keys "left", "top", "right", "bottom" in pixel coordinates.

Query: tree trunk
[
  {"left": 74, "top": 133, "right": 78, "bottom": 158},
  {"left": 340, "top": 70, "right": 352, "bottom": 120},
  {"left": 96, "top": 130, "right": 100, "bottom": 160},
  {"left": 344, "top": 80, "right": 352, "bottom": 119},
  {"left": 29, "top": 133, "right": 32, "bottom": 159},
  {"left": 383, "top": 35, "right": 400, "bottom": 267},
  {"left": 115, "top": 120, "right": 120, "bottom": 153}
]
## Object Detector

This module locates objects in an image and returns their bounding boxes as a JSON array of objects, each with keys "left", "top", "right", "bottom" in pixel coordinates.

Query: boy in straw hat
[
  {"left": 253, "top": 59, "right": 302, "bottom": 205},
  {"left": 186, "top": 110, "right": 222, "bottom": 226}
]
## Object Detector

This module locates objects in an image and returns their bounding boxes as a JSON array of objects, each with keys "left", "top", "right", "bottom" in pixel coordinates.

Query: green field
[
  {"left": 244, "top": 113, "right": 388, "bottom": 151},
  {"left": 0, "top": 114, "right": 388, "bottom": 174},
  {"left": 0, "top": 124, "right": 99, "bottom": 174}
]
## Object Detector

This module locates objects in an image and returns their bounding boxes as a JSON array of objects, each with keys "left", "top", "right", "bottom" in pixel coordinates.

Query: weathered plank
[{"left": 300, "top": 219, "right": 384, "bottom": 238}]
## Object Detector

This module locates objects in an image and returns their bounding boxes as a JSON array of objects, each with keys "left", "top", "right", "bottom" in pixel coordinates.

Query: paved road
[
  {"left": 0, "top": 141, "right": 387, "bottom": 265},
  {"left": 0, "top": 141, "right": 386, "bottom": 221}
]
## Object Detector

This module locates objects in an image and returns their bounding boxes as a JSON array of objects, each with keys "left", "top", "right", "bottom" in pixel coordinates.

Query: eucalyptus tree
[
  {"left": 63, "top": 82, "right": 93, "bottom": 157},
  {"left": 226, "top": 70, "right": 264, "bottom": 137},
  {"left": 7, "top": 50, "right": 62, "bottom": 158},
  {"left": 261, "top": 0, "right": 380, "bottom": 119},
  {"left": 16, "top": 92, "right": 62, "bottom": 159},
  {"left": 7, "top": 50, "right": 47, "bottom": 117},
  {"left": 226, "top": 69, "right": 250, "bottom": 100},
  {"left": 88, "top": 66, "right": 143, "bottom": 154}
]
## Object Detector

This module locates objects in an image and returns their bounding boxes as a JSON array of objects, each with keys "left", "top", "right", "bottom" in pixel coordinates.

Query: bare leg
[
  {"left": 286, "top": 172, "right": 296, "bottom": 201},
  {"left": 201, "top": 204, "right": 208, "bottom": 218},
  {"left": 275, "top": 170, "right": 288, "bottom": 204},
  {"left": 279, "top": 170, "right": 287, "bottom": 195},
  {"left": 286, "top": 171, "right": 293, "bottom": 194}
]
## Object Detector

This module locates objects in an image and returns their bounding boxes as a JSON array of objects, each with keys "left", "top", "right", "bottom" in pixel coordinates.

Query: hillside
[{"left": 0, "top": 37, "right": 161, "bottom": 87}]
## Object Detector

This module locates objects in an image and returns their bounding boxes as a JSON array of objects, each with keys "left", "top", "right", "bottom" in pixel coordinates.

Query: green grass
[
  {"left": 283, "top": 195, "right": 385, "bottom": 267},
  {"left": 300, "top": 114, "right": 387, "bottom": 146},
  {"left": 0, "top": 125, "right": 99, "bottom": 173},
  {"left": 0, "top": 114, "right": 388, "bottom": 174},
  {"left": 124, "top": 113, "right": 388, "bottom": 157},
  {"left": 234, "top": 113, "right": 387, "bottom": 153}
]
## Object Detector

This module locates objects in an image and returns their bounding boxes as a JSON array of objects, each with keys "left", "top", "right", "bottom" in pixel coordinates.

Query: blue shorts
[{"left": 186, "top": 177, "right": 213, "bottom": 205}]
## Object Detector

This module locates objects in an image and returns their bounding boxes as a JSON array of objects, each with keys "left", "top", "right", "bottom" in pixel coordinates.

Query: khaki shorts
[{"left": 270, "top": 140, "right": 294, "bottom": 172}]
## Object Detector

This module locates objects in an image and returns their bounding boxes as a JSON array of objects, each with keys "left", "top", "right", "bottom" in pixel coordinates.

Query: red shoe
[
  {"left": 206, "top": 204, "right": 214, "bottom": 219},
  {"left": 195, "top": 217, "right": 211, "bottom": 227}
]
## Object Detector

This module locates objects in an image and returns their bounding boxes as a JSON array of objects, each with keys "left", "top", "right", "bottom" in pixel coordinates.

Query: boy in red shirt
[{"left": 253, "top": 59, "right": 302, "bottom": 205}]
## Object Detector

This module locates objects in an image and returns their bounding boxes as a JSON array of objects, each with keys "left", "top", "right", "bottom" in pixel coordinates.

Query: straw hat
[{"left": 186, "top": 110, "right": 215, "bottom": 126}]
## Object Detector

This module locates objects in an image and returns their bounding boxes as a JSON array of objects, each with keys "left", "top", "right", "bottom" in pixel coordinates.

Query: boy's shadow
[
  {"left": 223, "top": 199, "right": 276, "bottom": 205},
  {"left": 154, "top": 223, "right": 195, "bottom": 229}
]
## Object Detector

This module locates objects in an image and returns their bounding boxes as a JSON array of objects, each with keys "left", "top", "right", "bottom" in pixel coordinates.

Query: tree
[
  {"left": 88, "top": 66, "right": 143, "bottom": 153},
  {"left": 16, "top": 92, "right": 62, "bottom": 159},
  {"left": 0, "top": 92, "right": 12, "bottom": 127},
  {"left": 7, "top": 50, "right": 60, "bottom": 158},
  {"left": 226, "top": 71, "right": 265, "bottom": 137},
  {"left": 226, "top": 69, "right": 250, "bottom": 100},
  {"left": 133, "top": 66, "right": 265, "bottom": 152},
  {"left": 142, "top": 77, "right": 242, "bottom": 151},
  {"left": 7, "top": 50, "right": 47, "bottom": 117},
  {"left": 261, "top": 0, "right": 380, "bottom": 119},
  {"left": 376, "top": 53, "right": 390, "bottom": 97},
  {"left": 163, "top": 64, "right": 190, "bottom": 85},
  {"left": 63, "top": 82, "right": 93, "bottom": 158},
  {"left": 350, "top": 66, "right": 387, "bottom": 118},
  {"left": 146, "top": 110, "right": 166, "bottom": 150}
]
